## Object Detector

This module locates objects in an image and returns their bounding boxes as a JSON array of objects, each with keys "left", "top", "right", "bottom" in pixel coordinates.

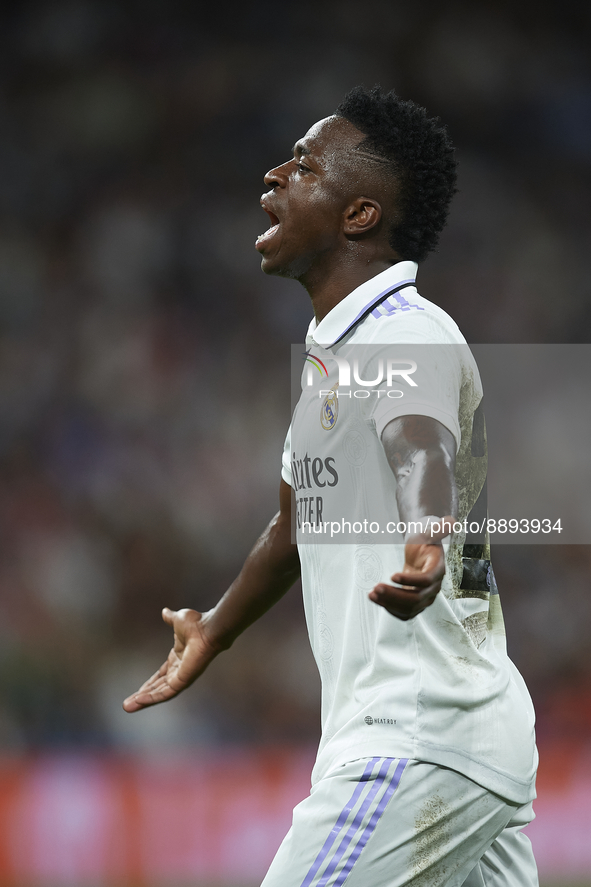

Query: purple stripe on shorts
[
  {"left": 299, "top": 757, "right": 381, "bottom": 887},
  {"left": 333, "top": 758, "right": 408, "bottom": 887},
  {"left": 316, "top": 758, "right": 394, "bottom": 887}
]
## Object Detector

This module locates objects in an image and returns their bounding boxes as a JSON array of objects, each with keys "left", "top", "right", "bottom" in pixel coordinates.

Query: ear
[{"left": 342, "top": 197, "right": 382, "bottom": 237}]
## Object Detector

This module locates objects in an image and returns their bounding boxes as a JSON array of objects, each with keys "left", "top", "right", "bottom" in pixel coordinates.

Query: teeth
[{"left": 257, "top": 224, "right": 279, "bottom": 242}]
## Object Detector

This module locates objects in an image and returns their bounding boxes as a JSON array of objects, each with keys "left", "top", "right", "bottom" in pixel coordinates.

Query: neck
[{"left": 303, "top": 256, "right": 398, "bottom": 324}]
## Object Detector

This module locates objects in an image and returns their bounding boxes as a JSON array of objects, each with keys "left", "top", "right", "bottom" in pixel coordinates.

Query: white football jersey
[{"left": 282, "top": 261, "right": 537, "bottom": 804}]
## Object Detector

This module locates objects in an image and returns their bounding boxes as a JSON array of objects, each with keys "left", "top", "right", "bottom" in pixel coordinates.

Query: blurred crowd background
[{"left": 0, "top": 0, "right": 590, "bottom": 881}]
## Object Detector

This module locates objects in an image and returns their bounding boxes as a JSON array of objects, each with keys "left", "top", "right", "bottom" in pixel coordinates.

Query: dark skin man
[{"left": 123, "top": 115, "right": 456, "bottom": 713}]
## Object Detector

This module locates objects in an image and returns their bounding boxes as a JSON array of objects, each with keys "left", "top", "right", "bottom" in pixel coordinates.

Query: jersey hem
[{"left": 313, "top": 738, "right": 537, "bottom": 805}]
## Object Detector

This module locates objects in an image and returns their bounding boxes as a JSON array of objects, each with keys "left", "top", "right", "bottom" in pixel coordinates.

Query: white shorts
[{"left": 261, "top": 757, "right": 538, "bottom": 887}]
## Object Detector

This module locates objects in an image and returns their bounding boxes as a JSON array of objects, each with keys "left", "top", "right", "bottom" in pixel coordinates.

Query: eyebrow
[{"left": 292, "top": 142, "right": 311, "bottom": 157}]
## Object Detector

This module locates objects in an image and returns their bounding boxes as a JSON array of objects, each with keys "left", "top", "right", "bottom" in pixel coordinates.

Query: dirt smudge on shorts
[{"left": 410, "top": 793, "right": 451, "bottom": 886}]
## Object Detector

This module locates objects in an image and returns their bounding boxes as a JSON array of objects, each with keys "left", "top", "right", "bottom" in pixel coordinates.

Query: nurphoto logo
[{"left": 304, "top": 351, "right": 418, "bottom": 391}]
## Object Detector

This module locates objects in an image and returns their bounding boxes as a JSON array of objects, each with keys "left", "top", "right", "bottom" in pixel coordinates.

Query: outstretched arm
[
  {"left": 123, "top": 479, "right": 300, "bottom": 711},
  {"left": 369, "top": 415, "right": 457, "bottom": 621}
]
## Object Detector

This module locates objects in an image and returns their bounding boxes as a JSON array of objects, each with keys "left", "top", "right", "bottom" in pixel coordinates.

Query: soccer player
[{"left": 123, "top": 87, "right": 538, "bottom": 886}]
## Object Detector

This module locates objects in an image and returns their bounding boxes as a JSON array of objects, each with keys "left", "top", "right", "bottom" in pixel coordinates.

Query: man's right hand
[
  {"left": 122, "top": 607, "right": 219, "bottom": 712},
  {"left": 122, "top": 480, "right": 300, "bottom": 714}
]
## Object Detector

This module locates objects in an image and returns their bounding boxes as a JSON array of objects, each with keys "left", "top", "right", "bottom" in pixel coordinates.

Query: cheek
[{"left": 304, "top": 188, "right": 344, "bottom": 229}]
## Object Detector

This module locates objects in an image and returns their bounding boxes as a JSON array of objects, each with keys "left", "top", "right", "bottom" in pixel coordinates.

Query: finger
[
  {"left": 122, "top": 659, "right": 172, "bottom": 712},
  {"left": 369, "top": 582, "right": 440, "bottom": 619},
  {"left": 123, "top": 697, "right": 142, "bottom": 712},
  {"left": 123, "top": 682, "right": 178, "bottom": 711},
  {"left": 142, "top": 662, "right": 169, "bottom": 685},
  {"left": 370, "top": 583, "right": 438, "bottom": 604},
  {"left": 390, "top": 567, "right": 443, "bottom": 588},
  {"left": 390, "top": 571, "right": 433, "bottom": 588},
  {"left": 123, "top": 684, "right": 165, "bottom": 712},
  {"left": 130, "top": 657, "right": 198, "bottom": 703},
  {"left": 162, "top": 607, "right": 176, "bottom": 626},
  {"left": 138, "top": 671, "right": 175, "bottom": 694},
  {"left": 130, "top": 662, "right": 170, "bottom": 695},
  {"left": 370, "top": 596, "right": 437, "bottom": 620},
  {"left": 124, "top": 669, "right": 182, "bottom": 708}
]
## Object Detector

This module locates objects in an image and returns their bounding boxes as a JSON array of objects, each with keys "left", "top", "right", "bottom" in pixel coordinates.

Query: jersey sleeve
[
  {"left": 357, "top": 310, "right": 468, "bottom": 449},
  {"left": 369, "top": 342, "right": 464, "bottom": 450},
  {"left": 281, "top": 423, "right": 293, "bottom": 487}
]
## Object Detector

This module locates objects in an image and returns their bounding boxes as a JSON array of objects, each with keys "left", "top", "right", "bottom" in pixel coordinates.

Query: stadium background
[{"left": 0, "top": 1, "right": 590, "bottom": 885}]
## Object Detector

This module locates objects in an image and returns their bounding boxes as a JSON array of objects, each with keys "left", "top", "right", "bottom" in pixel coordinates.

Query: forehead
[{"left": 296, "top": 116, "right": 365, "bottom": 164}]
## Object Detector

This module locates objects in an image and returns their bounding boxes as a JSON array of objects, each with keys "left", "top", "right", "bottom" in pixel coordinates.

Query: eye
[{"left": 296, "top": 161, "right": 310, "bottom": 173}]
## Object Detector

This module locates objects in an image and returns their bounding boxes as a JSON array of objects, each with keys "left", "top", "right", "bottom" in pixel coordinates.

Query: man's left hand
[{"left": 368, "top": 515, "right": 455, "bottom": 621}]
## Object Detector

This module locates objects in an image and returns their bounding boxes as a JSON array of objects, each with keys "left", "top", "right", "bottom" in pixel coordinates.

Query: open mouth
[{"left": 255, "top": 208, "right": 281, "bottom": 249}]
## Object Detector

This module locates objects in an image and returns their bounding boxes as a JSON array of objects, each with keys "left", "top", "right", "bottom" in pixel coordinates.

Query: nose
[{"left": 264, "top": 160, "right": 290, "bottom": 188}]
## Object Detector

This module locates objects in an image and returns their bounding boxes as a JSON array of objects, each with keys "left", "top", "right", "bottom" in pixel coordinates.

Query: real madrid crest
[{"left": 321, "top": 384, "right": 338, "bottom": 430}]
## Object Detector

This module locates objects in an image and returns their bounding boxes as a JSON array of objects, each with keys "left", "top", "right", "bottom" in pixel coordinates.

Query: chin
[
  {"left": 261, "top": 253, "right": 311, "bottom": 282},
  {"left": 260, "top": 256, "right": 280, "bottom": 276},
  {"left": 261, "top": 256, "right": 291, "bottom": 278}
]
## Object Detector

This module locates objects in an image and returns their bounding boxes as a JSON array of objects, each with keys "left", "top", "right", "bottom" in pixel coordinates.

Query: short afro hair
[{"left": 335, "top": 86, "right": 457, "bottom": 263}]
